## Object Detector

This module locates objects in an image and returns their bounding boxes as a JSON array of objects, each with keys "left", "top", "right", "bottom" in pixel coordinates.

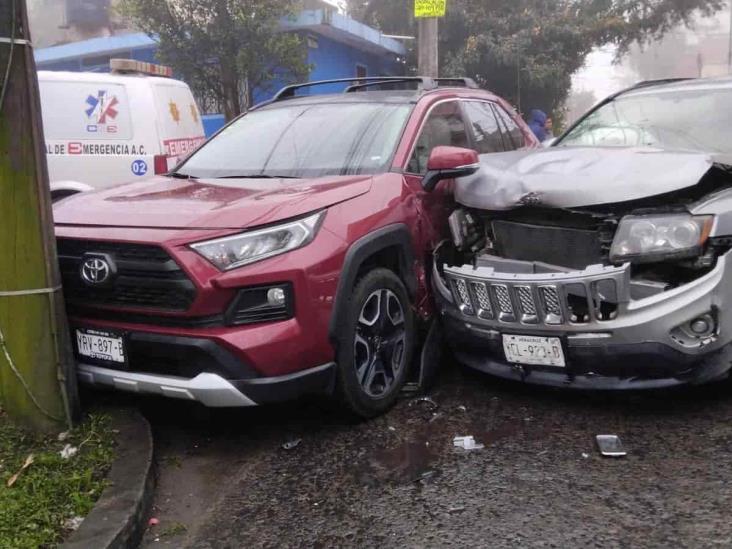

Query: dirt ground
[{"left": 121, "top": 363, "right": 732, "bottom": 548}]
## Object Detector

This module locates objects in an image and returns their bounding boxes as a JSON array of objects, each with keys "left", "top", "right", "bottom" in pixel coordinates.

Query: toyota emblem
[{"left": 80, "top": 257, "right": 111, "bottom": 285}]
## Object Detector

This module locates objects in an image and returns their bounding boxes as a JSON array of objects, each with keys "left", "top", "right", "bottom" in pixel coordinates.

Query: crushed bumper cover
[{"left": 434, "top": 251, "right": 732, "bottom": 389}]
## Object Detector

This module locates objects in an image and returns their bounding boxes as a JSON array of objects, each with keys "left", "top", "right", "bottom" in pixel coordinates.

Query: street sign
[{"left": 415, "top": 0, "right": 446, "bottom": 18}]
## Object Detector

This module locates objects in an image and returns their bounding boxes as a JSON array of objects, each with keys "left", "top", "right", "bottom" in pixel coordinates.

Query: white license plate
[
  {"left": 76, "top": 329, "right": 126, "bottom": 364},
  {"left": 502, "top": 334, "right": 565, "bottom": 367}
]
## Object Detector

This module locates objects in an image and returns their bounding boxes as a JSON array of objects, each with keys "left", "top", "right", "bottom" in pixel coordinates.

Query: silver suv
[{"left": 432, "top": 77, "right": 732, "bottom": 389}]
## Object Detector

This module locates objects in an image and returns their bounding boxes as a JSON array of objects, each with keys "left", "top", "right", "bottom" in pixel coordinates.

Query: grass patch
[{"left": 0, "top": 409, "right": 116, "bottom": 549}]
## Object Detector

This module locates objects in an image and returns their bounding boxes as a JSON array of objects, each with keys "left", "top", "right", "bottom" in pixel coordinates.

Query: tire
[{"left": 335, "top": 268, "right": 416, "bottom": 418}]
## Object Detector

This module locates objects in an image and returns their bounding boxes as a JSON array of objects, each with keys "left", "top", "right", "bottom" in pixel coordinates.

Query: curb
[{"left": 61, "top": 408, "right": 155, "bottom": 549}]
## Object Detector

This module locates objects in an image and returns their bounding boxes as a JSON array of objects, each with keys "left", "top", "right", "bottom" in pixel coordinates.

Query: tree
[
  {"left": 349, "top": 0, "right": 724, "bottom": 116},
  {"left": 120, "top": 0, "right": 311, "bottom": 119}
]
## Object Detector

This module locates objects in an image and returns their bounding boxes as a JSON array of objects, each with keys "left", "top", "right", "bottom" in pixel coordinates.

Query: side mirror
[{"left": 422, "top": 146, "right": 480, "bottom": 192}]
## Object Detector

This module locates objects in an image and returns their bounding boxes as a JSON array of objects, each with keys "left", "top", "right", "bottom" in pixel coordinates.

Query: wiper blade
[
  {"left": 216, "top": 174, "right": 299, "bottom": 179},
  {"left": 168, "top": 172, "right": 198, "bottom": 180}
]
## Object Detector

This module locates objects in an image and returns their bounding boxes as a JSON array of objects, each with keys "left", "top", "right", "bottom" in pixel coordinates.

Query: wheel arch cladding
[{"left": 328, "top": 224, "right": 417, "bottom": 345}]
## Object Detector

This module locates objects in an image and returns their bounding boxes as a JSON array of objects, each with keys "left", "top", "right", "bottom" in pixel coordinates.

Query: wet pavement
[{"left": 117, "top": 363, "right": 732, "bottom": 548}]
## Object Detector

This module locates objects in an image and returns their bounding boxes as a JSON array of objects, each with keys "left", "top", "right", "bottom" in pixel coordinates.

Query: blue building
[{"left": 34, "top": 8, "right": 407, "bottom": 135}]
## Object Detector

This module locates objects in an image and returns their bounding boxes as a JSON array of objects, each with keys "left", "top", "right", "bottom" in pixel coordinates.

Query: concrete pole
[
  {"left": 418, "top": 17, "right": 439, "bottom": 77},
  {"left": 0, "top": 0, "right": 78, "bottom": 431},
  {"left": 728, "top": 0, "right": 732, "bottom": 73}
]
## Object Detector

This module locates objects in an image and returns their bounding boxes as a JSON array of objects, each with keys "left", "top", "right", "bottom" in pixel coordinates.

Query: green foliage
[
  {"left": 119, "top": 0, "right": 311, "bottom": 118},
  {"left": 349, "top": 0, "right": 724, "bottom": 115},
  {"left": 0, "top": 410, "right": 115, "bottom": 549}
]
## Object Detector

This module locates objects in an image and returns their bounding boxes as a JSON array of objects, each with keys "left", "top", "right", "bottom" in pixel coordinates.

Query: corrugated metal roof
[
  {"left": 35, "top": 9, "right": 406, "bottom": 64},
  {"left": 35, "top": 32, "right": 157, "bottom": 63}
]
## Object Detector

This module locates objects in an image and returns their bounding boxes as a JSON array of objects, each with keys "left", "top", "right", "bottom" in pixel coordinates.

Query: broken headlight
[{"left": 610, "top": 214, "right": 713, "bottom": 264}]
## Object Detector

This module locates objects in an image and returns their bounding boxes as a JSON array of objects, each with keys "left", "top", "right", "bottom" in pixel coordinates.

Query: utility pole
[
  {"left": 0, "top": 0, "right": 78, "bottom": 432},
  {"left": 728, "top": 0, "right": 732, "bottom": 73},
  {"left": 417, "top": 17, "right": 439, "bottom": 77}
]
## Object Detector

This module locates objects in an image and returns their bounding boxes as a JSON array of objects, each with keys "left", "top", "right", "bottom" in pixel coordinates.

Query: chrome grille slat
[
  {"left": 539, "top": 285, "right": 563, "bottom": 325},
  {"left": 515, "top": 285, "right": 538, "bottom": 324},
  {"left": 444, "top": 262, "right": 630, "bottom": 328},
  {"left": 491, "top": 284, "right": 515, "bottom": 322},
  {"left": 452, "top": 278, "right": 475, "bottom": 315},
  {"left": 470, "top": 281, "right": 493, "bottom": 319}
]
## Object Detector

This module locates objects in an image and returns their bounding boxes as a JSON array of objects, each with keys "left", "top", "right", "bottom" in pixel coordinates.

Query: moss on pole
[{"left": 0, "top": 0, "right": 78, "bottom": 432}]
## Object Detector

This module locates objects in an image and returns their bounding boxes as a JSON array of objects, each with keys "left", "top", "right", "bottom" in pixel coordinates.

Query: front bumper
[
  {"left": 434, "top": 251, "right": 732, "bottom": 389},
  {"left": 73, "top": 328, "right": 336, "bottom": 407}
]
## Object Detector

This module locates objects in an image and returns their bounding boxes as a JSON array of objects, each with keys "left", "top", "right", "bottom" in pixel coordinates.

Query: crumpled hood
[
  {"left": 455, "top": 147, "right": 732, "bottom": 210},
  {"left": 54, "top": 175, "right": 373, "bottom": 229}
]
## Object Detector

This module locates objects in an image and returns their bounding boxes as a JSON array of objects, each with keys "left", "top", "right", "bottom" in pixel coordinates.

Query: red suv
[{"left": 54, "top": 77, "right": 538, "bottom": 417}]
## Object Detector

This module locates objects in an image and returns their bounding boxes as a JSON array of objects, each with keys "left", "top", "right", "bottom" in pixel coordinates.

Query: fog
[{"left": 568, "top": 5, "right": 731, "bottom": 123}]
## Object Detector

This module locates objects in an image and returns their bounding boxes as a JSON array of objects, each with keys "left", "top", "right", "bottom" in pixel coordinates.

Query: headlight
[
  {"left": 609, "top": 214, "right": 712, "bottom": 264},
  {"left": 191, "top": 211, "right": 325, "bottom": 271}
]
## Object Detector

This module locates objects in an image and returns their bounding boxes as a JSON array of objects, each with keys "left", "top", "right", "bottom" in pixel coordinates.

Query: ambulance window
[{"left": 39, "top": 81, "right": 133, "bottom": 140}]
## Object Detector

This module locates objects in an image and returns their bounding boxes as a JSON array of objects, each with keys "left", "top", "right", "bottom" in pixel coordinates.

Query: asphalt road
[{"left": 122, "top": 363, "right": 732, "bottom": 548}]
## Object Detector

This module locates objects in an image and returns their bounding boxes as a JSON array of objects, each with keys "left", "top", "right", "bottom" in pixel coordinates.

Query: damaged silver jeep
[{"left": 432, "top": 77, "right": 732, "bottom": 389}]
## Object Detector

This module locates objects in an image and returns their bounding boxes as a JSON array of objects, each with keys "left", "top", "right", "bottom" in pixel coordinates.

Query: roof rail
[
  {"left": 435, "top": 77, "right": 480, "bottom": 89},
  {"left": 344, "top": 78, "right": 433, "bottom": 93},
  {"left": 630, "top": 77, "right": 692, "bottom": 90},
  {"left": 272, "top": 76, "right": 439, "bottom": 101}
]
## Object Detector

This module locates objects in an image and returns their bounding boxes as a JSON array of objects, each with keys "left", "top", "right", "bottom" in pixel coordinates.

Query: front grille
[
  {"left": 445, "top": 263, "right": 628, "bottom": 327},
  {"left": 57, "top": 239, "right": 196, "bottom": 311},
  {"left": 491, "top": 220, "right": 605, "bottom": 269}
]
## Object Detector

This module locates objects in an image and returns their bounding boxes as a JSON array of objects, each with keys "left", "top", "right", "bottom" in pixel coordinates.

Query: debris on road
[
  {"left": 453, "top": 435, "right": 484, "bottom": 451},
  {"left": 64, "top": 516, "right": 84, "bottom": 531},
  {"left": 282, "top": 438, "right": 302, "bottom": 451},
  {"left": 410, "top": 396, "right": 439, "bottom": 411},
  {"left": 448, "top": 505, "right": 466, "bottom": 514},
  {"left": 6, "top": 454, "right": 34, "bottom": 487},
  {"left": 148, "top": 517, "right": 160, "bottom": 527},
  {"left": 59, "top": 444, "right": 78, "bottom": 460},
  {"left": 457, "top": 405, "right": 467, "bottom": 412},
  {"left": 596, "top": 434, "right": 627, "bottom": 457},
  {"left": 582, "top": 452, "right": 590, "bottom": 459},
  {"left": 57, "top": 431, "right": 69, "bottom": 442}
]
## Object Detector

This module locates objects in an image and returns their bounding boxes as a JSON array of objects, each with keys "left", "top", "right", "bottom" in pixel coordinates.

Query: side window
[
  {"left": 463, "top": 101, "right": 506, "bottom": 154},
  {"left": 407, "top": 101, "right": 470, "bottom": 174},
  {"left": 493, "top": 105, "right": 526, "bottom": 150}
]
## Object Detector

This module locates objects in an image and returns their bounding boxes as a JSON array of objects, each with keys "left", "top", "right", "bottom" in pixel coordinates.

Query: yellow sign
[{"left": 415, "top": 0, "right": 446, "bottom": 18}]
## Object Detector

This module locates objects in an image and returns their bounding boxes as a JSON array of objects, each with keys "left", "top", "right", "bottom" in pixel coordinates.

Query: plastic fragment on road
[
  {"left": 282, "top": 438, "right": 302, "bottom": 451},
  {"left": 60, "top": 444, "right": 78, "bottom": 460},
  {"left": 457, "top": 405, "right": 467, "bottom": 412},
  {"left": 596, "top": 434, "right": 627, "bottom": 457},
  {"left": 64, "top": 516, "right": 84, "bottom": 531},
  {"left": 453, "top": 435, "right": 484, "bottom": 451},
  {"left": 410, "top": 396, "right": 439, "bottom": 410},
  {"left": 148, "top": 517, "right": 160, "bottom": 527}
]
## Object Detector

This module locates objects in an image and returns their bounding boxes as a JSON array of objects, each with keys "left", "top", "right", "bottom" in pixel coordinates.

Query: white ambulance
[{"left": 39, "top": 59, "right": 206, "bottom": 201}]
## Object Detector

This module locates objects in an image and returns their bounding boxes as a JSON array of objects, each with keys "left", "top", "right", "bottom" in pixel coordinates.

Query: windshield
[
  {"left": 557, "top": 86, "right": 732, "bottom": 154},
  {"left": 176, "top": 102, "right": 412, "bottom": 179}
]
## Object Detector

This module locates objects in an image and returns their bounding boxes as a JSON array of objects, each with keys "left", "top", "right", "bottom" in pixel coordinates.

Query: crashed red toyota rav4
[{"left": 54, "top": 77, "right": 537, "bottom": 417}]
